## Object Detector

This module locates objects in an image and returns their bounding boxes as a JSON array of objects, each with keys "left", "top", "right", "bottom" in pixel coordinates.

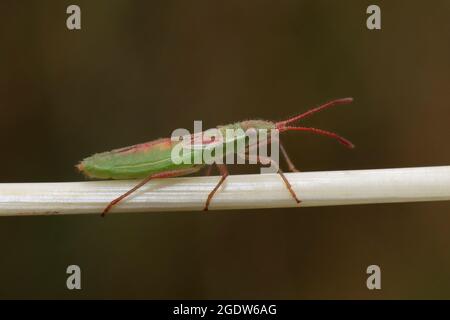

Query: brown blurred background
[{"left": 0, "top": 0, "right": 449, "bottom": 299}]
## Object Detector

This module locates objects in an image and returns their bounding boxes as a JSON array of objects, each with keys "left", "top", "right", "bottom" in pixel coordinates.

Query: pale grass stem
[{"left": 0, "top": 166, "right": 449, "bottom": 216}]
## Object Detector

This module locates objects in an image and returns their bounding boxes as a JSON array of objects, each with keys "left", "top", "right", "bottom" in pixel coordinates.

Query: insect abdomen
[{"left": 77, "top": 138, "right": 197, "bottom": 179}]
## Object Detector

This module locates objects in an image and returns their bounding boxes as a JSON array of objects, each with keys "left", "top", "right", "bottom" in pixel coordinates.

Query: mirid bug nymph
[{"left": 77, "top": 98, "right": 355, "bottom": 216}]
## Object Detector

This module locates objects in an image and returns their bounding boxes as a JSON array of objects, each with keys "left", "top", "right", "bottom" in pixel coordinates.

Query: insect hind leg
[{"left": 102, "top": 167, "right": 201, "bottom": 216}]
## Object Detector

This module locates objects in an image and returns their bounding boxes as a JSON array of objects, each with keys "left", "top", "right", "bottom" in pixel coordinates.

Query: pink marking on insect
[
  {"left": 189, "top": 132, "right": 223, "bottom": 148},
  {"left": 112, "top": 138, "right": 172, "bottom": 155}
]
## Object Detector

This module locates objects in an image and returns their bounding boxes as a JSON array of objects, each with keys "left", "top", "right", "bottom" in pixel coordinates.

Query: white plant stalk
[{"left": 0, "top": 166, "right": 449, "bottom": 216}]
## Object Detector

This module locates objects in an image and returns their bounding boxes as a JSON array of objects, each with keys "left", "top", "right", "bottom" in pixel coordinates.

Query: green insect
[{"left": 77, "top": 98, "right": 354, "bottom": 216}]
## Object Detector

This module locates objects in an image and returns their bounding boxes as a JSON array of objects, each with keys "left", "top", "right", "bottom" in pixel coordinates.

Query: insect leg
[
  {"left": 204, "top": 164, "right": 229, "bottom": 211},
  {"left": 273, "top": 164, "right": 301, "bottom": 204},
  {"left": 279, "top": 141, "right": 300, "bottom": 172},
  {"left": 246, "top": 153, "right": 301, "bottom": 204},
  {"left": 204, "top": 165, "right": 214, "bottom": 176},
  {"left": 102, "top": 167, "right": 200, "bottom": 216},
  {"left": 244, "top": 135, "right": 299, "bottom": 172}
]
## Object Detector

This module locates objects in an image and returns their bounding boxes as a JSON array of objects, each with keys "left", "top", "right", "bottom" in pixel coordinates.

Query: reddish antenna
[{"left": 276, "top": 98, "right": 354, "bottom": 148}]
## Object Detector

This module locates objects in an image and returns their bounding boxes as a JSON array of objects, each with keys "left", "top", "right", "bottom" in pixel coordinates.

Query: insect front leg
[
  {"left": 245, "top": 136, "right": 300, "bottom": 173},
  {"left": 203, "top": 164, "right": 229, "bottom": 211},
  {"left": 279, "top": 141, "right": 300, "bottom": 172},
  {"left": 245, "top": 152, "right": 301, "bottom": 204}
]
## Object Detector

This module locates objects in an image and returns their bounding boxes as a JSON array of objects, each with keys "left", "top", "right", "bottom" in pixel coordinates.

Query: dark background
[{"left": 0, "top": 0, "right": 449, "bottom": 299}]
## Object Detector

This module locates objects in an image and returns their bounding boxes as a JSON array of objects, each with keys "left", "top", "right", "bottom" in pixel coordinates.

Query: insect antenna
[
  {"left": 276, "top": 97, "right": 353, "bottom": 127},
  {"left": 275, "top": 98, "right": 355, "bottom": 148},
  {"left": 279, "top": 126, "right": 354, "bottom": 148}
]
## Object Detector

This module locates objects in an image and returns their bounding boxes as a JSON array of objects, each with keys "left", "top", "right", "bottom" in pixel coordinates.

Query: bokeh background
[{"left": 1, "top": 0, "right": 450, "bottom": 299}]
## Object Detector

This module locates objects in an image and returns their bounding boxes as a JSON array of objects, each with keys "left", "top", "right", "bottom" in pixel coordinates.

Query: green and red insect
[{"left": 77, "top": 98, "right": 354, "bottom": 216}]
